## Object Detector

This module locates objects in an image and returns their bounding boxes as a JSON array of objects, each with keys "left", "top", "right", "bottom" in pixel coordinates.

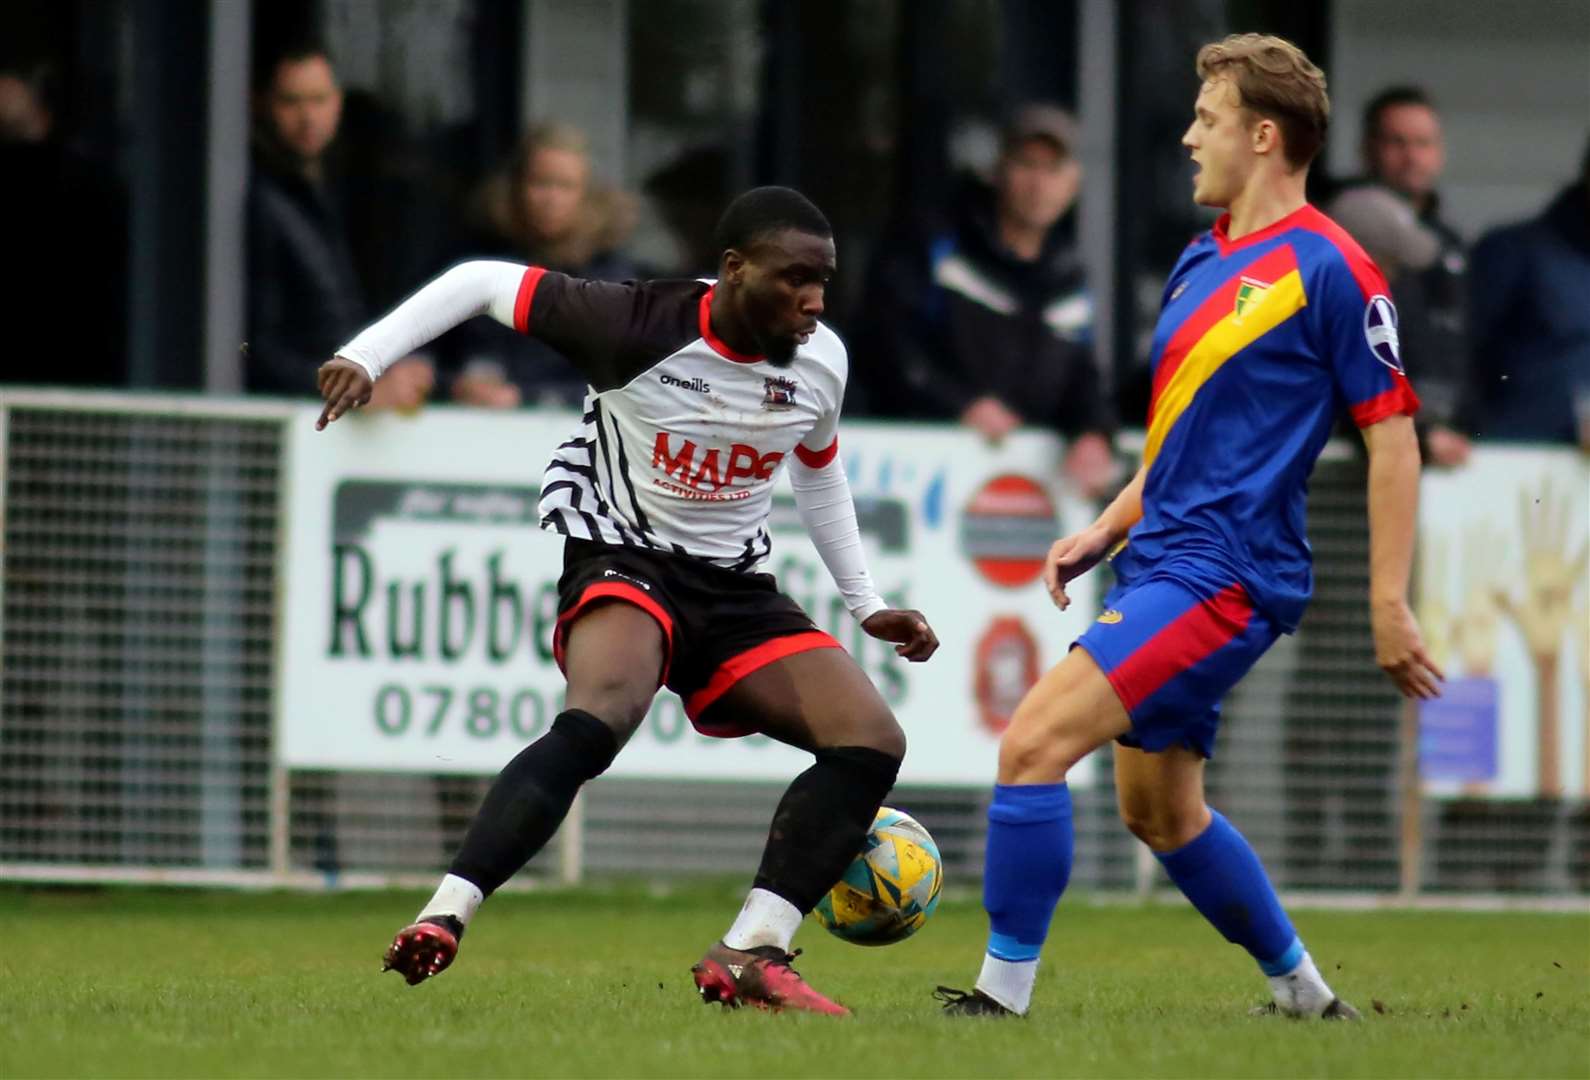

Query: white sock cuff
[
  {"left": 418, "top": 873, "right": 485, "bottom": 925},
  {"left": 1268, "top": 950, "right": 1334, "bottom": 1016},
  {"left": 722, "top": 887, "right": 804, "bottom": 952},
  {"left": 976, "top": 953, "right": 1037, "bottom": 1015}
]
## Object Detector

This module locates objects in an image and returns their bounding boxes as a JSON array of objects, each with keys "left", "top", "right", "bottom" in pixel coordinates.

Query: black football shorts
[{"left": 553, "top": 538, "right": 842, "bottom": 735}]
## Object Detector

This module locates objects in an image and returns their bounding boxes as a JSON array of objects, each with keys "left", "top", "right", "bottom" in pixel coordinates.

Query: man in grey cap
[
  {"left": 857, "top": 104, "right": 1118, "bottom": 498},
  {"left": 1328, "top": 86, "right": 1471, "bottom": 466}
]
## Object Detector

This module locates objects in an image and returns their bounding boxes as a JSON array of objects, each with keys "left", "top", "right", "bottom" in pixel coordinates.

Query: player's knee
[
  {"left": 829, "top": 712, "right": 906, "bottom": 762},
  {"left": 1118, "top": 802, "right": 1206, "bottom": 852},
  {"left": 862, "top": 713, "right": 907, "bottom": 764},
  {"left": 997, "top": 717, "right": 1081, "bottom": 785},
  {"left": 1118, "top": 804, "right": 1163, "bottom": 848},
  {"left": 565, "top": 674, "right": 654, "bottom": 742}
]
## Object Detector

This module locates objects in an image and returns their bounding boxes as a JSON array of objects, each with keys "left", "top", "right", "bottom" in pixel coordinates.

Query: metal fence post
[
  {"left": 1398, "top": 699, "right": 1423, "bottom": 898},
  {"left": 560, "top": 790, "right": 586, "bottom": 886}
]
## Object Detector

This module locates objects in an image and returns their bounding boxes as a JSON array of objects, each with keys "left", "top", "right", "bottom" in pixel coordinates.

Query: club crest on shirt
[
  {"left": 763, "top": 376, "right": 798, "bottom": 410},
  {"left": 1233, "top": 276, "right": 1271, "bottom": 320},
  {"left": 1363, "top": 294, "right": 1403, "bottom": 373}
]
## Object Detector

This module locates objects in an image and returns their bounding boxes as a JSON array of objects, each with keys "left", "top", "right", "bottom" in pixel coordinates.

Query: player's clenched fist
[
  {"left": 862, "top": 609, "right": 939, "bottom": 662},
  {"left": 316, "top": 356, "right": 374, "bottom": 430}
]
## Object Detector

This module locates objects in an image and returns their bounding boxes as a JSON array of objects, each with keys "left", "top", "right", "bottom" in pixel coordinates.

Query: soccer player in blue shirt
[{"left": 937, "top": 33, "right": 1442, "bottom": 1019}]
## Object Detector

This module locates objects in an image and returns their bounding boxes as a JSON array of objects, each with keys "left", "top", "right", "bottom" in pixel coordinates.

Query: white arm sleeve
[
  {"left": 789, "top": 453, "right": 887, "bottom": 624},
  {"left": 335, "top": 260, "right": 528, "bottom": 380}
]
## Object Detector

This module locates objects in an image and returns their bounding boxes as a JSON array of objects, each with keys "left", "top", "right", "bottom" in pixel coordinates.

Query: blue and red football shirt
[{"left": 1113, "top": 203, "right": 1420, "bottom": 632}]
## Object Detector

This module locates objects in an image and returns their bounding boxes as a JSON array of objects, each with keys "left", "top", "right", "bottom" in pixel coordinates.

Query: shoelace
[{"left": 754, "top": 946, "right": 803, "bottom": 971}]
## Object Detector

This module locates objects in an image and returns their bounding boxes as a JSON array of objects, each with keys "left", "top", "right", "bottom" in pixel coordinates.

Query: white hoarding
[
  {"left": 278, "top": 406, "right": 1102, "bottom": 786},
  {"left": 1416, "top": 446, "right": 1589, "bottom": 799}
]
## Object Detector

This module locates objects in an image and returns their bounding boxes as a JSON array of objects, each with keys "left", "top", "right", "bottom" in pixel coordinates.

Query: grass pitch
[{"left": 2, "top": 884, "right": 1585, "bottom": 1079}]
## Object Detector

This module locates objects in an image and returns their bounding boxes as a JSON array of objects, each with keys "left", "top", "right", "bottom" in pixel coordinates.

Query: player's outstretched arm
[
  {"left": 1042, "top": 464, "right": 1146, "bottom": 610},
  {"left": 314, "top": 260, "right": 529, "bottom": 430},
  {"left": 788, "top": 450, "right": 938, "bottom": 662},
  {"left": 1363, "top": 414, "right": 1444, "bottom": 699}
]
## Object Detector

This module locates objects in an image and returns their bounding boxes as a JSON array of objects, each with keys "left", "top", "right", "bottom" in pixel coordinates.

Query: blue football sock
[
  {"left": 982, "top": 782, "right": 1073, "bottom": 964},
  {"left": 1155, "top": 809, "right": 1303, "bottom": 975}
]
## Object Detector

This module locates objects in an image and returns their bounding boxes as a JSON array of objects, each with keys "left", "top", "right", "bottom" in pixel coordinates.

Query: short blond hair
[{"left": 1196, "top": 33, "right": 1329, "bottom": 169}]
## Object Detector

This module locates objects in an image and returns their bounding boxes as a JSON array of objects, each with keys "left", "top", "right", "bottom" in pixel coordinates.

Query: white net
[
  {"left": 1, "top": 396, "right": 1583, "bottom": 896},
  {"left": 1, "top": 402, "right": 279, "bottom": 870}
]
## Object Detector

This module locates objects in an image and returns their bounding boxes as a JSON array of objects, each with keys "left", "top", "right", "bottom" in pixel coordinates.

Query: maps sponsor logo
[{"left": 651, "top": 433, "right": 784, "bottom": 495}]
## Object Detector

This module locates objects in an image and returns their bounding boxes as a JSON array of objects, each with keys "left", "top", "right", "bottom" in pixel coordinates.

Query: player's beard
[{"left": 763, "top": 337, "right": 798, "bottom": 367}]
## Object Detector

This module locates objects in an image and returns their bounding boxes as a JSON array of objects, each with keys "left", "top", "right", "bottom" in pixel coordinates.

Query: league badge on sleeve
[{"left": 1363, "top": 295, "right": 1403, "bottom": 373}]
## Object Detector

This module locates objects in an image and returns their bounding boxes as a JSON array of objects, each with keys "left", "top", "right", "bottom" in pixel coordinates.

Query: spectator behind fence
[
  {"left": 856, "top": 105, "right": 1118, "bottom": 497},
  {"left": 0, "top": 61, "right": 126, "bottom": 386},
  {"left": 1468, "top": 137, "right": 1590, "bottom": 448},
  {"left": 245, "top": 42, "right": 432, "bottom": 409},
  {"left": 440, "top": 123, "right": 641, "bottom": 409},
  {"left": 1327, "top": 86, "right": 1471, "bottom": 466}
]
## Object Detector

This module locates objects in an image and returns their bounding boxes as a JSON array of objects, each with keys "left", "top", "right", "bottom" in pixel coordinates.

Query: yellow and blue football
[{"left": 813, "top": 806, "right": 943, "bottom": 946}]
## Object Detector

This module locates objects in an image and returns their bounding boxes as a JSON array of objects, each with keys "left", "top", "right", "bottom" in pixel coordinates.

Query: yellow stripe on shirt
[{"left": 1142, "top": 268, "right": 1308, "bottom": 468}]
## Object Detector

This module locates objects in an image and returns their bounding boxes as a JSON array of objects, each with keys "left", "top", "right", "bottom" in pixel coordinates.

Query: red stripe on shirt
[
  {"left": 1296, "top": 205, "right": 1389, "bottom": 301},
  {"left": 794, "top": 438, "right": 838, "bottom": 468},
  {"left": 1106, "top": 584, "right": 1253, "bottom": 713},
  {"left": 1349, "top": 383, "right": 1421, "bottom": 427},
  {"left": 1149, "top": 244, "right": 1299, "bottom": 421},
  {"left": 513, "top": 266, "right": 548, "bottom": 333}
]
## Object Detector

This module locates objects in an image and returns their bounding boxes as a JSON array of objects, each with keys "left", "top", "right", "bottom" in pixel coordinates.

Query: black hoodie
[
  {"left": 856, "top": 174, "right": 1115, "bottom": 438},
  {"left": 1468, "top": 181, "right": 1590, "bottom": 443}
]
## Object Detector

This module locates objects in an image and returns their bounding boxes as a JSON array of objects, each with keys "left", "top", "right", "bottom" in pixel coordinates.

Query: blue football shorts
[{"left": 1073, "top": 575, "right": 1279, "bottom": 758}]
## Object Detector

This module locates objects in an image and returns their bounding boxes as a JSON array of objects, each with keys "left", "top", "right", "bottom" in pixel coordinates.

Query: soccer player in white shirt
[{"left": 317, "top": 187, "right": 938, "bottom": 1015}]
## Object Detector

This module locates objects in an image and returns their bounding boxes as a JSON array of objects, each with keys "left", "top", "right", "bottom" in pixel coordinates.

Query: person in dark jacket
[
  {"left": 1328, "top": 87, "right": 1471, "bottom": 466},
  {"left": 857, "top": 105, "right": 1117, "bottom": 497},
  {"left": 1468, "top": 139, "right": 1590, "bottom": 447},
  {"left": 0, "top": 62, "right": 126, "bottom": 387},
  {"left": 245, "top": 43, "right": 432, "bottom": 409}
]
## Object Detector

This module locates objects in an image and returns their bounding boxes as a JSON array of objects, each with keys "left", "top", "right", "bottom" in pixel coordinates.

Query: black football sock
[
  {"left": 751, "top": 745, "right": 902, "bottom": 913},
  {"left": 447, "top": 709, "right": 619, "bottom": 896}
]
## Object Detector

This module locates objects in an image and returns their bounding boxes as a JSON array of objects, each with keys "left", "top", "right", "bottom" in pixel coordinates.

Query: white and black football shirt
[{"left": 512, "top": 269, "right": 848, "bottom": 571}]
